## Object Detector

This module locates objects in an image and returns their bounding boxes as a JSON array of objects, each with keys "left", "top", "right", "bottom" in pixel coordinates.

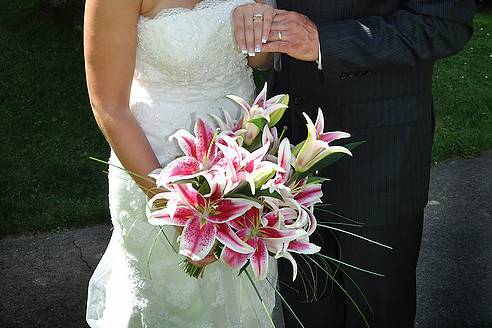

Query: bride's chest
[{"left": 135, "top": 0, "right": 250, "bottom": 83}]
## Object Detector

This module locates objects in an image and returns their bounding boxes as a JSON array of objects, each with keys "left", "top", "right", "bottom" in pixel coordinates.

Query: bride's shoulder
[
  {"left": 140, "top": 0, "right": 160, "bottom": 18},
  {"left": 85, "top": 0, "right": 143, "bottom": 18}
]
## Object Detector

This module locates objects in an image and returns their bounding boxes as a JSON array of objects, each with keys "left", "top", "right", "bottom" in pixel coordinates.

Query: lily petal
[
  {"left": 210, "top": 113, "right": 229, "bottom": 132},
  {"left": 263, "top": 212, "right": 280, "bottom": 228},
  {"left": 320, "top": 131, "right": 351, "bottom": 144},
  {"left": 194, "top": 118, "right": 217, "bottom": 162},
  {"left": 221, "top": 246, "right": 252, "bottom": 269},
  {"left": 148, "top": 206, "right": 196, "bottom": 227},
  {"left": 169, "top": 129, "right": 197, "bottom": 158},
  {"left": 260, "top": 227, "right": 306, "bottom": 242},
  {"left": 207, "top": 198, "right": 260, "bottom": 224},
  {"left": 276, "top": 251, "right": 298, "bottom": 281},
  {"left": 288, "top": 238, "right": 321, "bottom": 254},
  {"left": 179, "top": 217, "right": 217, "bottom": 261},
  {"left": 295, "top": 183, "right": 323, "bottom": 207},
  {"left": 250, "top": 238, "right": 269, "bottom": 280},
  {"left": 227, "top": 95, "right": 251, "bottom": 113},
  {"left": 159, "top": 156, "right": 201, "bottom": 183},
  {"left": 262, "top": 126, "right": 274, "bottom": 147},
  {"left": 176, "top": 184, "right": 206, "bottom": 209},
  {"left": 253, "top": 83, "right": 268, "bottom": 108},
  {"left": 314, "top": 108, "right": 324, "bottom": 136},
  {"left": 216, "top": 224, "right": 255, "bottom": 254},
  {"left": 244, "top": 141, "right": 270, "bottom": 173},
  {"left": 229, "top": 208, "right": 258, "bottom": 230},
  {"left": 304, "top": 207, "right": 318, "bottom": 237}
]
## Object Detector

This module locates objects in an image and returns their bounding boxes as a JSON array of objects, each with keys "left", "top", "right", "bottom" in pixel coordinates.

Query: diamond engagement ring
[{"left": 253, "top": 13, "right": 264, "bottom": 21}]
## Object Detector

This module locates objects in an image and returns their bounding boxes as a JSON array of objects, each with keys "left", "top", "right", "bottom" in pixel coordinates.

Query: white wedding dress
[{"left": 86, "top": 1, "right": 278, "bottom": 327}]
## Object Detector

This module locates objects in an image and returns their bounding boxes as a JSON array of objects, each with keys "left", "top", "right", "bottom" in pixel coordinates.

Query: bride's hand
[
  {"left": 232, "top": 2, "right": 276, "bottom": 56},
  {"left": 187, "top": 246, "right": 218, "bottom": 268}
]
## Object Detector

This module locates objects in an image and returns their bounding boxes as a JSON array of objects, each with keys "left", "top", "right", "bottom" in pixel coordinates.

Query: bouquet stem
[{"left": 180, "top": 261, "right": 204, "bottom": 278}]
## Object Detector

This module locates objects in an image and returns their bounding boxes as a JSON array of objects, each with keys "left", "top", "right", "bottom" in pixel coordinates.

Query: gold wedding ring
[{"left": 278, "top": 31, "right": 283, "bottom": 41}]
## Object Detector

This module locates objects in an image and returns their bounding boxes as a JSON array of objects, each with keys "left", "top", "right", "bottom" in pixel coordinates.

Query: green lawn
[
  {"left": 0, "top": 0, "right": 109, "bottom": 236},
  {"left": 0, "top": 0, "right": 490, "bottom": 236},
  {"left": 432, "top": 14, "right": 492, "bottom": 161}
]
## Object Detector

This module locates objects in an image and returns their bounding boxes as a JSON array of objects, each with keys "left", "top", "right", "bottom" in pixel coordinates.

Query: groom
[{"left": 262, "top": 0, "right": 475, "bottom": 327}]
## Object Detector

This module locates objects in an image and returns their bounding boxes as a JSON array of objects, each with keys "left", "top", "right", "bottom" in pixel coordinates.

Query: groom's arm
[
  {"left": 317, "top": 0, "right": 475, "bottom": 73},
  {"left": 263, "top": 0, "right": 475, "bottom": 73}
]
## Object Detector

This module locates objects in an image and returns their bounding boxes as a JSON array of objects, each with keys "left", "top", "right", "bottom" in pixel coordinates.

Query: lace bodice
[{"left": 135, "top": 0, "right": 253, "bottom": 93}]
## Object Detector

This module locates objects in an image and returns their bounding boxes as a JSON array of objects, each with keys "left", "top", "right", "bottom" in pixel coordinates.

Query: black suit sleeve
[{"left": 317, "top": 0, "right": 475, "bottom": 73}]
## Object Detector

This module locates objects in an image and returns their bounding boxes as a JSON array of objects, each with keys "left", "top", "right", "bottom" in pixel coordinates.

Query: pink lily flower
[
  {"left": 217, "top": 136, "right": 282, "bottom": 194},
  {"left": 261, "top": 126, "right": 281, "bottom": 160},
  {"left": 274, "top": 208, "right": 321, "bottom": 281},
  {"left": 155, "top": 118, "right": 220, "bottom": 186},
  {"left": 227, "top": 83, "right": 289, "bottom": 146},
  {"left": 276, "top": 235, "right": 321, "bottom": 281},
  {"left": 292, "top": 178, "right": 323, "bottom": 208},
  {"left": 262, "top": 138, "right": 293, "bottom": 193},
  {"left": 294, "top": 109, "right": 352, "bottom": 173},
  {"left": 149, "top": 183, "right": 259, "bottom": 261},
  {"left": 210, "top": 110, "right": 246, "bottom": 139},
  {"left": 221, "top": 208, "right": 305, "bottom": 280}
]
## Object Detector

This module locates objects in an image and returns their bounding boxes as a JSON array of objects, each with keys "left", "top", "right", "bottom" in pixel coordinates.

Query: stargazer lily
[
  {"left": 217, "top": 135, "right": 282, "bottom": 194},
  {"left": 148, "top": 183, "right": 258, "bottom": 261},
  {"left": 276, "top": 235, "right": 321, "bottom": 281},
  {"left": 210, "top": 109, "right": 246, "bottom": 140},
  {"left": 221, "top": 207, "right": 306, "bottom": 280},
  {"left": 294, "top": 109, "right": 352, "bottom": 173},
  {"left": 261, "top": 126, "right": 281, "bottom": 162},
  {"left": 292, "top": 178, "right": 323, "bottom": 208},
  {"left": 155, "top": 118, "right": 220, "bottom": 187},
  {"left": 262, "top": 138, "right": 293, "bottom": 193},
  {"left": 227, "top": 83, "right": 289, "bottom": 146}
]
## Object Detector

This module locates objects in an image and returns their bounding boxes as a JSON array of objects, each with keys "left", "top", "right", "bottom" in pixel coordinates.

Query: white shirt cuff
[{"left": 316, "top": 45, "right": 322, "bottom": 70}]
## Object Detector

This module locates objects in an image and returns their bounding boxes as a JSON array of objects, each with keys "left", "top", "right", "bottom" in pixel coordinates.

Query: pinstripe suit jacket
[{"left": 271, "top": 0, "right": 475, "bottom": 225}]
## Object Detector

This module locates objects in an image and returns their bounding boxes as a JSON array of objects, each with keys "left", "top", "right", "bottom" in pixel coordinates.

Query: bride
[{"left": 84, "top": 0, "right": 280, "bottom": 327}]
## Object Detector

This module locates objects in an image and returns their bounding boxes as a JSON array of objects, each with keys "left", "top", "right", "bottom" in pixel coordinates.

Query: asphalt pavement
[{"left": 1, "top": 152, "right": 491, "bottom": 328}]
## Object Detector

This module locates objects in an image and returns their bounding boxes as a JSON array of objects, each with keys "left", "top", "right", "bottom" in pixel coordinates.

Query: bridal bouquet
[{"left": 145, "top": 83, "right": 359, "bottom": 282}]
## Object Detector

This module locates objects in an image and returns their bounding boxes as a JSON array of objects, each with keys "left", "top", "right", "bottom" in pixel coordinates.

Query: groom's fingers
[
  {"left": 261, "top": 40, "right": 291, "bottom": 54},
  {"left": 270, "top": 19, "right": 291, "bottom": 31},
  {"left": 268, "top": 29, "right": 289, "bottom": 42},
  {"left": 273, "top": 9, "right": 289, "bottom": 15}
]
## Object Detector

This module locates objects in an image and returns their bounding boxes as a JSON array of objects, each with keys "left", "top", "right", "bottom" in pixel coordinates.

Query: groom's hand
[{"left": 262, "top": 9, "right": 320, "bottom": 62}]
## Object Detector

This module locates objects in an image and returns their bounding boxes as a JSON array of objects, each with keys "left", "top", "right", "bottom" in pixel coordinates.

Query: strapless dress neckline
[{"left": 140, "top": 0, "right": 227, "bottom": 21}]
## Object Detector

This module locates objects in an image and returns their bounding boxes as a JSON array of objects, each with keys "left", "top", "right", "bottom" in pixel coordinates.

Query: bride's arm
[{"left": 84, "top": 0, "right": 160, "bottom": 195}]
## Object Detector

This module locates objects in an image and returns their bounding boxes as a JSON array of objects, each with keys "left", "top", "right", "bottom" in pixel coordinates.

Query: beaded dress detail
[{"left": 86, "top": 1, "right": 278, "bottom": 327}]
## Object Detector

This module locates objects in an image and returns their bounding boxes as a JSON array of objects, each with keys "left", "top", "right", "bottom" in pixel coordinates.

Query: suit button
[
  {"left": 293, "top": 96, "right": 303, "bottom": 106},
  {"left": 340, "top": 72, "right": 348, "bottom": 80}
]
